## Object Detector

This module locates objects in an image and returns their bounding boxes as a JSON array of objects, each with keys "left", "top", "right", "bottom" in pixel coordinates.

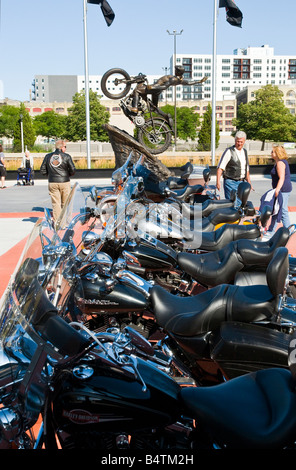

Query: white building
[
  {"left": 171, "top": 45, "right": 296, "bottom": 101},
  {"left": 33, "top": 46, "right": 296, "bottom": 104}
]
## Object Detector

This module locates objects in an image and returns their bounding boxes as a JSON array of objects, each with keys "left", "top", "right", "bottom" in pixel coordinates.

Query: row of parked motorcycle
[{"left": 1, "top": 154, "right": 296, "bottom": 450}]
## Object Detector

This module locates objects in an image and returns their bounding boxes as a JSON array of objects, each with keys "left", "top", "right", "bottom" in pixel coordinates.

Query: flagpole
[
  {"left": 83, "top": 0, "right": 91, "bottom": 169},
  {"left": 211, "top": 0, "right": 218, "bottom": 166}
]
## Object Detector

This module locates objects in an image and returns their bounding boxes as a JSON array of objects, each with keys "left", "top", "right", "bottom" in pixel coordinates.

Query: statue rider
[{"left": 129, "top": 66, "right": 207, "bottom": 122}]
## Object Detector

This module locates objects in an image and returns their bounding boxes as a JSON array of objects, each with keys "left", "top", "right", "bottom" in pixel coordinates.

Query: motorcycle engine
[{"left": 134, "top": 115, "right": 146, "bottom": 127}]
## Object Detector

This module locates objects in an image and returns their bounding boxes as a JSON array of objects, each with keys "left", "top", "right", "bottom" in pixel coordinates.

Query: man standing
[
  {"left": 40, "top": 140, "right": 76, "bottom": 224},
  {"left": 216, "top": 131, "right": 252, "bottom": 207}
]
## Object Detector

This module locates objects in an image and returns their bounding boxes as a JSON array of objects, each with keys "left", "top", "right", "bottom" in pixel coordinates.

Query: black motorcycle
[
  {"left": 2, "top": 250, "right": 296, "bottom": 449},
  {"left": 33, "top": 183, "right": 296, "bottom": 389}
]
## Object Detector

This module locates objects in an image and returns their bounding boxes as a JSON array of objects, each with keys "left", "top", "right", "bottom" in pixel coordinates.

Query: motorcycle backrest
[
  {"left": 260, "top": 205, "right": 272, "bottom": 228},
  {"left": 266, "top": 247, "right": 289, "bottom": 296},
  {"left": 180, "top": 162, "right": 193, "bottom": 179},
  {"left": 203, "top": 168, "right": 211, "bottom": 183},
  {"left": 237, "top": 182, "right": 251, "bottom": 208}
]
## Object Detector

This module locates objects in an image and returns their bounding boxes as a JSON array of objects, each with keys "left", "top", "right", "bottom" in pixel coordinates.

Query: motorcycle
[
  {"left": 2, "top": 244, "right": 296, "bottom": 449},
  {"left": 101, "top": 68, "right": 173, "bottom": 154}
]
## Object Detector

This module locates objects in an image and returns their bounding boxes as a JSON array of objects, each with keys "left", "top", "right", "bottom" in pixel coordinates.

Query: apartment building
[{"left": 172, "top": 45, "right": 296, "bottom": 101}]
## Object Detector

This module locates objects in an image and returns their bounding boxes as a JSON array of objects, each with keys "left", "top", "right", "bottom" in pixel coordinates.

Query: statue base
[{"left": 104, "top": 124, "right": 173, "bottom": 181}]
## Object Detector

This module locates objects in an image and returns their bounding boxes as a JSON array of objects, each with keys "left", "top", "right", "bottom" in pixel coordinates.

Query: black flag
[
  {"left": 87, "top": 0, "right": 115, "bottom": 26},
  {"left": 219, "top": 0, "right": 243, "bottom": 27}
]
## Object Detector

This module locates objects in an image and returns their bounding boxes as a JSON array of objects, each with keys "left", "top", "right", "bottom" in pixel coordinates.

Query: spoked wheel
[
  {"left": 137, "top": 119, "right": 172, "bottom": 155},
  {"left": 101, "top": 68, "right": 131, "bottom": 99}
]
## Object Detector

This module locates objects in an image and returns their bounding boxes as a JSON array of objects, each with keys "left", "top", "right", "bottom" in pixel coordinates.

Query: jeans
[
  {"left": 267, "top": 191, "right": 291, "bottom": 234},
  {"left": 223, "top": 178, "right": 242, "bottom": 209}
]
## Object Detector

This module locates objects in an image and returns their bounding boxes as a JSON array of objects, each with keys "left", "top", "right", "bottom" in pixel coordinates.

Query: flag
[
  {"left": 219, "top": 0, "right": 243, "bottom": 28},
  {"left": 87, "top": 0, "right": 115, "bottom": 26}
]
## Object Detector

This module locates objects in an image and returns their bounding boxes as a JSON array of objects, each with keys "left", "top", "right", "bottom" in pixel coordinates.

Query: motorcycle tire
[
  {"left": 101, "top": 68, "right": 131, "bottom": 99},
  {"left": 137, "top": 119, "right": 172, "bottom": 155}
]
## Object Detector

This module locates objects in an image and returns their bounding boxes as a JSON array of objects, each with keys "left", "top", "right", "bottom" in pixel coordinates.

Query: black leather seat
[
  {"left": 150, "top": 247, "right": 288, "bottom": 336},
  {"left": 179, "top": 368, "right": 296, "bottom": 448},
  {"left": 180, "top": 191, "right": 236, "bottom": 219},
  {"left": 183, "top": 222, "right": 260, "bottom": 251},
  {"left": 177, "top": 227, "right": 290, "bottom": 286},
  {"left": 166, "top": 183, "right": 204, "bottom": 202}
]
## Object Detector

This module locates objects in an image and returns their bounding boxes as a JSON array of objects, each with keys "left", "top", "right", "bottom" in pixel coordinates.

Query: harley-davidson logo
[
  {"left": 62, "top": 409, "right": 100, "bottom": 425},
  {"left": 77, "top": 297, "right": 119, "bottom": 306}
]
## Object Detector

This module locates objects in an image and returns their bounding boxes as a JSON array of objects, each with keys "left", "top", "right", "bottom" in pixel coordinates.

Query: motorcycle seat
[
  {"left": 200, "top": 207, "right": 241, "bottom": 232},
  {"left": 150, "top": 247, "right": 288, "bottom": 336},
  {"left": 177, "top": 227, "right": 290, "bottom": 287},
  {"left": 183, "top": 223, "right": 260, "bottom": 251},
  {"left": 167, "top": 177, "right": 188, "bottom": 190},
  {"left": 179, "top": 368, "right": 296, "bottom": 448},
  {"left": 166, "top": 184, "right": 204, "bottom": 202},
  {"left": 178, "top": 190, "right": 236, "bottom": 219}
]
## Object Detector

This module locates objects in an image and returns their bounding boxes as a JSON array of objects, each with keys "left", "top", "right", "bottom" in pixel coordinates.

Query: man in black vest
[{"left": 216, "top": 131, "right": 252, "bottom": 207}]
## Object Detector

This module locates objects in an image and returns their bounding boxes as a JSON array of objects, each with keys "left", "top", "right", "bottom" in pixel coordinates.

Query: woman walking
[{"left": 265, "top": 145, "right": 292, "bottom": 236}]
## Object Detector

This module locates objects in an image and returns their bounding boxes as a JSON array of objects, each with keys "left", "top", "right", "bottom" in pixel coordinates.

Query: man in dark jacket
[{"left": 40, "top": 140, "right": 76, "bottom": 224}]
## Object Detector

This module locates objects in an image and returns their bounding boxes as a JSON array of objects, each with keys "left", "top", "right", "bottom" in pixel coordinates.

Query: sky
[{"left": 0, "top": 0, "right": 296, "bottom": 102}]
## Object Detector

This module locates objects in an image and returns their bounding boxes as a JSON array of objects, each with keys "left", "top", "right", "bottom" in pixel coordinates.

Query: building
[
  {"left": 171, "top": 45, "right": 296, "bottom": 102},
  {"left": 236, "top": 84, "right": 296, "bottom": 116},
  {"left": 32, "top": 74, "right": 162, "bottom": 102}
]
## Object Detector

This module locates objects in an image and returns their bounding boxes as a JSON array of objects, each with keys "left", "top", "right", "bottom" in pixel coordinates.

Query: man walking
[
  {"left": 216, "top": 131, "right": 252, "bottom": 207},
  {"left": 40, "top": 140, "right": 76, "bottom": 224}
]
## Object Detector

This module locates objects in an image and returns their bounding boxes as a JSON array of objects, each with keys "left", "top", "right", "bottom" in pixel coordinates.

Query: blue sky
[{"left": 0, "top": 0, "right": 295, "bottom": 101}]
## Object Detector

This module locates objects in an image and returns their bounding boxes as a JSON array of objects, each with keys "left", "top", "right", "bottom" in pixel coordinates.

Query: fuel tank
[
  {"left": 52, "top": 355, "right": 181, "bottom": 434},
  {"left": 123, "top": 237, "right": 178, "bottom": 270},
  {"left": 79, "top": 275, "right": 148, "bottom": 314}
]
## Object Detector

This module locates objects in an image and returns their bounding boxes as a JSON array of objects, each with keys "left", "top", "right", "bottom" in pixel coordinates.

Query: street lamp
[
  {"left": 19, "top": 114, "right": 24, "bottom": 154},
  {"left": 167, "top": 29, "right": 183, "bottom": 151}
]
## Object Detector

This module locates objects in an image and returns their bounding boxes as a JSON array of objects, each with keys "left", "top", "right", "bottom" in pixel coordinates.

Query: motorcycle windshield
[
  {"left": 111, "top": 151, "right": 134, "bottom": 187},
  {"left": 87, "top": 174, "right": 144, "bottom": 258},
  {"left": 0, "top": 221, "right": 58, "bottom": 352},
  {"left": 0, "top": 183, "right": 90, "bottom": 350}
]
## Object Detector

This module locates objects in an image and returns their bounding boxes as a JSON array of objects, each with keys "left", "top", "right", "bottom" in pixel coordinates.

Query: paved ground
[{"left": 0, "top": 173, "right": 296, "bottom": 296}]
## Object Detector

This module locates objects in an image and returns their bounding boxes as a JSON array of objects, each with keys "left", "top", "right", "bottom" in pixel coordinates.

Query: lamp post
[
  {"left": 19, "top": 114, "right": 24, "bottom": 154},
  {"left": 167, "top": 29, "right": 183, "bottom": 152},
  {"left": 83, "top": 0, "right": 91, "bottom": 169}
]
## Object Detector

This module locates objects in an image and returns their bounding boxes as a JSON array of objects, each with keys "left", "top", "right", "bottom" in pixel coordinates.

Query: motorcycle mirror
[
  {"left": 81, "top": 230, "right": 100, "bottom": 248},
  {"left": 89, "top": 186, "right": 98, "bottom": 202},
  {"left": 124, "top": 326, "right": 155, "bottom": 356}
]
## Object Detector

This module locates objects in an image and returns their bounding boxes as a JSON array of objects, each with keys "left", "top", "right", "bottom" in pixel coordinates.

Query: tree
[
  {"left": 197, "top": 104, "right": 220, "bottom": 151},
  {"left": 64, "top": 89, "right": 110, "bottom": 141},
  {"left": 0, "top": 104, "right": 20, "bottom": 138},
  {"left": 13, "top": 103, "right": 36, "bottom": 151},
  {"left": 33, "top": 110, "right": 67, "bottom": 141},
  {"left": 233, "top": 85, "right": 296, "bottom": 150},
  {"left": 160, "top": 105, "right": 200, "bottom": 141}
]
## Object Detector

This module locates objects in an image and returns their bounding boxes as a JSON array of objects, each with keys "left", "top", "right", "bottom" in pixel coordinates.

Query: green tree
[
  {"left": 233, "top": 85, "right": 296, "bottom": 150},
  {"left": 65, "top": 89, "right": 110, "bottom": 141},
  {"left": 197, "top": 104, "right": 220, "bottom": 151},
  {"left": 160, "top": 105, "right": 200, "bottom": 140},
  {"left": 33, "top": 110, "right": 67, "bottom": 141},
  {"left": 0, "top": 103, "right": 36, "bottom": 150},
  {"left": 0, "top": 104, "right": 20, "bottom": 138}
]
